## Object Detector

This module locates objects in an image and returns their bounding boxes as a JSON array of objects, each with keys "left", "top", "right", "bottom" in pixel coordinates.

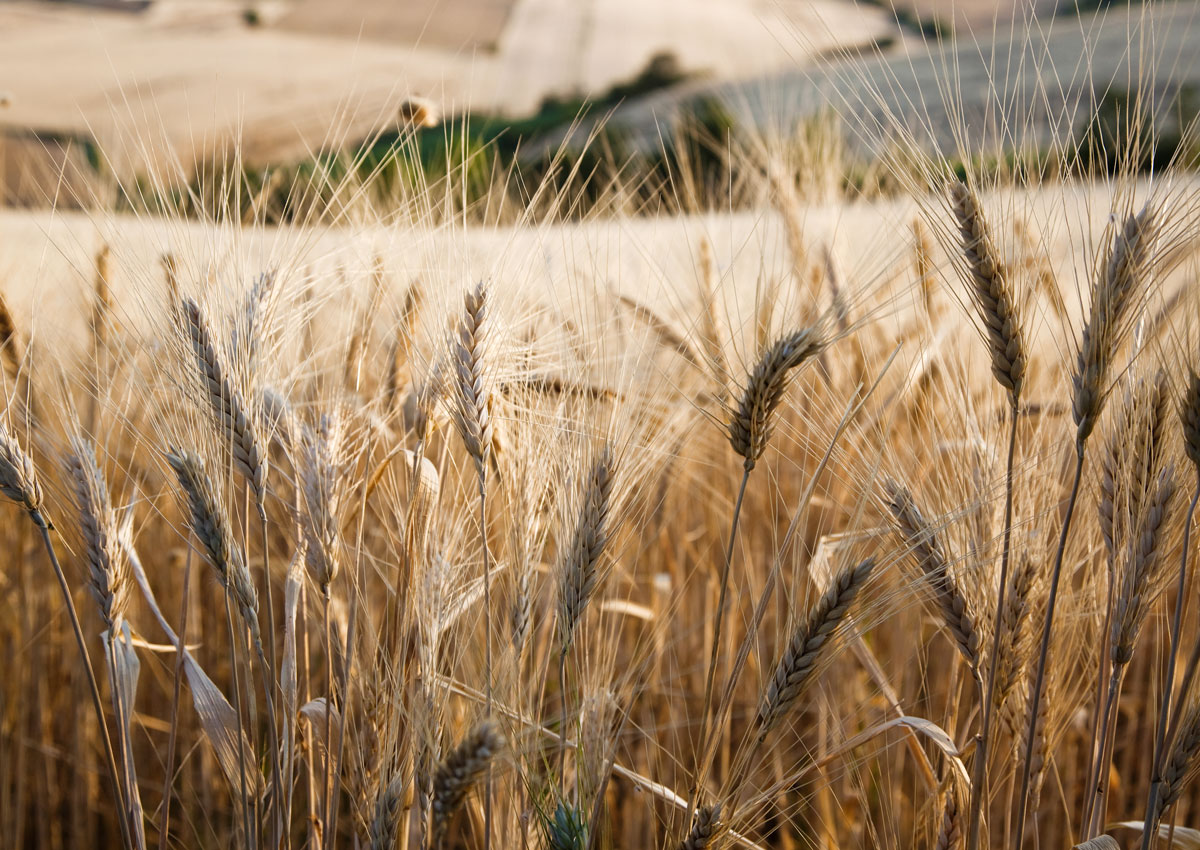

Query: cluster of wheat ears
[{"left": 11, "top": 32, "right": 1200, "bottom": 850}]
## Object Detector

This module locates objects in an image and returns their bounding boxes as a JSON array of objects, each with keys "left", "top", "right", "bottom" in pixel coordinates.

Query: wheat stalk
[
  {"left": 449, "top": 280, "right": 499, "bottom": 847},
  {"left": 1144, "top": 369, "right": 1200, "bottom": 848},
  {"left": 1017, "top": 205, "right": 1159, "bottom": 847},
  {"left": 947, "top": 178, "right": 1031, "bottom": 850},
  {"left": 1, "top": 421, "right": 132, "bottom": 848}
]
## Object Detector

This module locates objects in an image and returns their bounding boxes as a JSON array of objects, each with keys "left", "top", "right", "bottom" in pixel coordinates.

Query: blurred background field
[{"left": 4, "top": 0, "right": 1198, "bottom": 217}]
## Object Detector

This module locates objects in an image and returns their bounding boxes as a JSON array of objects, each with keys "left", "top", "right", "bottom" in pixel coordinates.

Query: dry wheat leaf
[
  {"left": 1111, "top": 822, "right": 1200, "bottom": 849},
  {"left": 1073, "top": 838, "right": 1121, "bottom": 850}
]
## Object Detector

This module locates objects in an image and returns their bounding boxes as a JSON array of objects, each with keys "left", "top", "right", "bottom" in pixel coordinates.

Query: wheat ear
[
  {"left": 556, "top": 443, "right": 616, "bottom": 790},
  {"left": 166, "top": 449, "right": 258, "bottom": 629},
  {"left": 1154, "top": 699, "right": 1200, "bottom": 830},
  {"left": 368, "top": 775, "right": 406, "bottom": 850},
  {"left": 300, "top": 411, "right": 348, "bottom": 595},
  {"left": 947, "top": 180, "right": 1027, "bottom": 401},
  {"left": 756, "top": 558, "right": 876, "bottom": 733},
  {"left": 696, "top": 237, "right": 730, "bottom": 397},
  {"left": 690, "top": 325, "right": 824, "bottom": 820},
  {"left": 886, "top": 482, "right": 982, "bottom": 670},
  {"left": 1112, "top": 466, "right": 1177, "bottom": 665},
  {"left": 935, "top": 786, "right": 963, "bottom": 850},
  {"left": 0, "top": 418, "right": 44, "bottom": 522},
  {"left": 430, "top": 720, "right": 505, "bottom": 848},
  {"left": 557, "top": 444, "right": 616, "bottom": 652},
  {"left": 1072, "top": 207, "right": 1157, "bottom": 442},
  {"left": 679, "top": 804, "right": 722, "bottom": 850},
  {"left": 993, "top": 554, "right": 1036, "bottom": 716},
  {"left": 179, "top": 297, "right": 268, "bottom": 516},
  {"left": 912, "top": 217, "right": 937, "bottom": 321},
  {"left": 451, "top": 281, "right": 494, "bottom": 477},
  {"left": 67, "top": 438, "right": 130, "bottom": 631},
  {"left": 450, "top": 280, "right": 498, "bottom": 847},
  {"left": 0, "top": 289, "right": 22, "bottom": 380},
  {"left": 728, "top": 327, "right": 822, "bottom": 472},
  {"left": 1, "top": 422, "right": 131, "bottom": 847}
]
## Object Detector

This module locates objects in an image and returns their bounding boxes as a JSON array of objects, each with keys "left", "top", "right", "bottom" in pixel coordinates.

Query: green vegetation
[
  {"left": 108, "top": 71, "right": 1199, "bottom": 227},
  {"left": 1058, "top": 0, "right": 1146, "bottom": 15}
]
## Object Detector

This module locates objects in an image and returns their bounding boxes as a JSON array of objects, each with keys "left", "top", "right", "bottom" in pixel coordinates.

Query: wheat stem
[
  {"left": 970, "top": 403, "right": 1018, "bottom": 850},
  {"left": 158, "top": 548, "right": 191, "bottom": 850},
  {"left": 321, "top": 590, "right": 334, "bottom": 847},
  {"left": 1014, "top": 444, "right": 1085, "bottom": 848},
  {"left": 478, "top": 475, "right": 493, "bottom": 850},
  {"left": 690, "top": 465, "right": 750, "bottom": 822},
  {"left": 35, "top": 519, "right": 135, "bottom": 850},
  {"left": 1143, "top": 477, "right": 1200, "bottom": 850},
  {"left": 223, "top": 585, "right": 254, "bottom": 850}
]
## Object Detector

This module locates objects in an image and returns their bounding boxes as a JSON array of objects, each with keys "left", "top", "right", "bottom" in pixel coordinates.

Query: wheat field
[{"left": 7, "top": 5, "right": 1200, "bottom": 850}]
